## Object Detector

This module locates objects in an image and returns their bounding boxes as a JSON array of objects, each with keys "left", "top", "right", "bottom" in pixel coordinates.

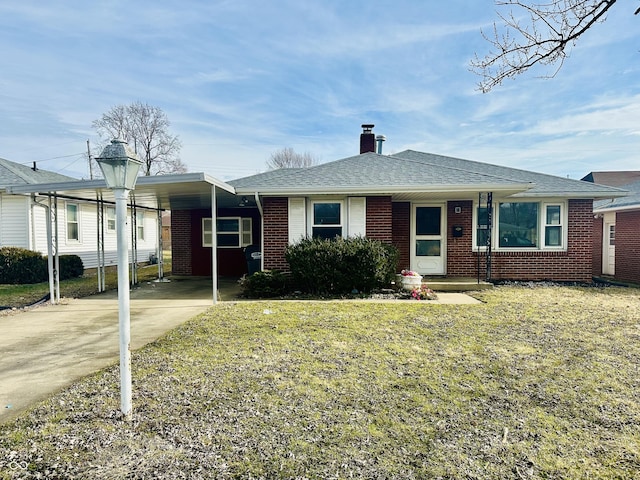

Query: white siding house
[{"left": 1, "top": 158, "right": 158, "bottom": 270}]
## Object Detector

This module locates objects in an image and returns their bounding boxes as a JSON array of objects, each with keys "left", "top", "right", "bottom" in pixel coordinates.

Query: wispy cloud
[{"left": 0, "top": 0, "right": 638, "bottom": 182}]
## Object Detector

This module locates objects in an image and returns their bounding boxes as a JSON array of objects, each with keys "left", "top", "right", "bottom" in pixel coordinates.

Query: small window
[
  {"left": 202, "top": 218, "right": 213, "bottom": 246},
  {"left": 544, "top": 205, "right": 562, "bottom": 247},
  {"left": 106, "top": 207, "right": 116, "bottom": 232},
  {"left": 66, "top": 203, "right": 79, "bottom": 241},
  {"left": 202, "top": 217, "right": 252, "bottom": 248},
  {"left": 312, "top": 202, "right": 342, "bottom": 239},
  {"left": 136, "top": 211, "right": 145, "bottom": 240},
  {"left": 608, "top": 225, "right": 615, "bottom": 246},
  {"left": 476, "top": 206, "right": 489, "bottom": 247}
]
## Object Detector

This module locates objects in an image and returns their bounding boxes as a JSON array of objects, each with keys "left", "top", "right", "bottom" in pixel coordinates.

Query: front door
[{"left": 412, "top": 204, "right": 445, "bottom": 275}]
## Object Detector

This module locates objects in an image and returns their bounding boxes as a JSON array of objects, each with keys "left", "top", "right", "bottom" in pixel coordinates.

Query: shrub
[
  {"left": 0, "top": 247, "right": 48, "bottom": 284},
  {"left": 238, "top": 270, "right": 292, "bottom": 298},
  {"left": 285, "top": 236, "right": 399, "bottom": 295},
  {"left": 58, "top": 255, "right": 84, "bottom": 280}
]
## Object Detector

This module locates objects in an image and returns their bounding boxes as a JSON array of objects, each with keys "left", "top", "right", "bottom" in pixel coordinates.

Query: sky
[{"left": 1, "top": 1, "right": 639, "bottom": 182}]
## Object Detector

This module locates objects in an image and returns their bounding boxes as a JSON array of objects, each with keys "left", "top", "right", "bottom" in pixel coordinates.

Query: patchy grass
[{"left": 1, "top": 285, "right": 639, "bottom": 478}]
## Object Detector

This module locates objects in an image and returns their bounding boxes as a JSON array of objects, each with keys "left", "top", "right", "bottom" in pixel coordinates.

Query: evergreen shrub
[{"left": 285, "top": 236, "right": 399, "bottom": 295}]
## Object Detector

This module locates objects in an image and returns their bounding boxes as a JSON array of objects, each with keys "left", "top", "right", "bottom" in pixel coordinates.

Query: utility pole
[{"left": 87, "top": 139, "right": 93, "bottom": 179}]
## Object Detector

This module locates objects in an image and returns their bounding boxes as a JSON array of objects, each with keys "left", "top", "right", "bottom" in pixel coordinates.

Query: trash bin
[{"left": 244, "top": 245, "right": 262, "bottom": 275}]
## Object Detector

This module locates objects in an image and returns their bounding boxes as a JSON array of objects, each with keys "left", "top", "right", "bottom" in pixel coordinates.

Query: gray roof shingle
[
  {"left": 594, "top": 180, "right": 640, "bottom": 211},
  {"left": 0, "top": 158, "right": 77, "bottom": 187},
  {"left": 230, "top": 150, "right": 625, "bottom": 199}
]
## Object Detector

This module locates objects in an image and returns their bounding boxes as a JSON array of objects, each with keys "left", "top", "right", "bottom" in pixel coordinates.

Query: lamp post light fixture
[{"left": 95, "top": 139, "right": 143, "bottom": 418}]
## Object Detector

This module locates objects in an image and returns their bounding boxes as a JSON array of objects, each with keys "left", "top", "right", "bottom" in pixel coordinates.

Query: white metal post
[
  {"left": 211, "top": 185, "right": 218, "bottom": 305},
  {"left": 115, "top": 188, "right": 133, "bottom": 417}
]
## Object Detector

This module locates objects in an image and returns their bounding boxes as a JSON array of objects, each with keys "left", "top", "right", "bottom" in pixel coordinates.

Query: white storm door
[
  {"left": 603, "top": 222, "right": 615, "bottom": 275},
  {"left": 412, "top": 204, "right": 445, "bottom": 275}
]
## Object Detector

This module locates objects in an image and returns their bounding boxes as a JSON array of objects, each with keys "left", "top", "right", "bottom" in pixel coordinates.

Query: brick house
[
  {"left": 582, "top": 172, "right": 639, "bottom": 284},
  {"left": 173, "top": 126, "right": 623, "bottom": 282}
]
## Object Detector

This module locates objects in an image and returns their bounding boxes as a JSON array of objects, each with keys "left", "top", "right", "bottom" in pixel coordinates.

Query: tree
[
  {"left": 92, "top": 101, "right": 186, "bottom": 175},
  {"left": 266, "top": 147, "right": 319, "bottom": 169},
  {"left": 471, "top": 0, "right": 637, "bottom": 93}
]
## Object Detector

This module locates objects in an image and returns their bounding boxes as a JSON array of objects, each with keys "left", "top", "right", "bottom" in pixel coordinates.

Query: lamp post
[{"left": 95, "top": 139, "right": 142, "bottom": 418}]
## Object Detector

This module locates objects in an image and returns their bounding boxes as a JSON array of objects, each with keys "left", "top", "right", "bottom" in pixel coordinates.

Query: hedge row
[
  {"left": 284, "top": 236, "right": 399, "bottom": 295},
  {"left": 0, "top": 247, "right": 84, "bottom": 284}
]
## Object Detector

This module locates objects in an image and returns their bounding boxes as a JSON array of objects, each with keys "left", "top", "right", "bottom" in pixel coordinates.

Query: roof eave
[
  {"left": 236, "top": 183, "right": 535, "bottom": 196},
  {"left": 594, "top": 203, "right": 640, "bottom": 213},
  {"left": 6, "top": 172, "right": 236, "bottom": 196},
  {"left": 512, "top": 190, "right": 629, "bottom": 199}
]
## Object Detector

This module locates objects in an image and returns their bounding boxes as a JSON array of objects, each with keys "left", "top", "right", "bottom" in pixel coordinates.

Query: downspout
[{"left": 254, "top": 192, "right": 264, "bottom": 271}]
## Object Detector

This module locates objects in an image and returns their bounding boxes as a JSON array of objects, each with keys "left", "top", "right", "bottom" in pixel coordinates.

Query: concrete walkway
[{"left": 0, "top": 278, "right": 480, "bottom": 424}]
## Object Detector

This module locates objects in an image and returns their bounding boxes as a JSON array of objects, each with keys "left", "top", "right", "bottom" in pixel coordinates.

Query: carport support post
[
  {"left": 115, "top": 187, "right": 133, "bottom": 417},
  {"left": 212, "top": 185, "right": 218, "bottom": 305}
]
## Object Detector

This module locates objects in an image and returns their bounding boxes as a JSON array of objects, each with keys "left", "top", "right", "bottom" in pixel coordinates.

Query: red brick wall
[
  {"left": 592, "top": 216, "right": 603, "bottom": 277},
  {"left": 366, "top": 196, "right": 393, "bottom": 243},
  {"left": 487, "top": 199, "right": 593, "bottom": 282},
  {"left": 171, "top": 210, "right": 192, "bottom": 276},
  {"left": 615, "top": 210, "right": 640, "bottom": 284},
  {"left": 263, "top": 197, "right": 289, "bottom": 271},
  {"left": 392, "top": 202, "right": 410, "bottom": 270},
  {"left": 447, "top": 201, "right": 476, "bottom": 275}
]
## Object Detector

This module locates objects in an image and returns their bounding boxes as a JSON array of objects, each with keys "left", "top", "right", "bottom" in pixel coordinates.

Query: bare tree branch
[
  {"left": 92, "top": 102, "right": 185, "bottom": 176},
  {"left": 471, "top": 0, "right": 623, "bottom": 92},
  {"left": 266, "top": 147, "right": 319, "bottom": 169}
]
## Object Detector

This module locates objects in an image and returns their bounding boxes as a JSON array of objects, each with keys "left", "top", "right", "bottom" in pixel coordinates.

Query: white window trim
[
  {"left": 136, "top": 211, "right": 145, "bottom": 241},
  {"left": 472, "top": 200, "right": 568, "bottom": 252},
  {"left": 308, "top": 199, "right": 345, "bottom": 239},
  {"left": 542, "top": 202, "right": 567, "bottom": 250},
  {"left": 106, "top": 207, "right": 116, "bottom": 233},
  {"left": 203, "top": 216, "right": 252, "bottom": 248},
  {"left": 66, "top": 202, "right": 81, "bottom": 243}
]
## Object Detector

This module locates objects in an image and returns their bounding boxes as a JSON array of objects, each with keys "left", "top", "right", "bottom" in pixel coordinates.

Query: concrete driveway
[{"left": 0, "top": 277, "right": 225, "bottom": 424}]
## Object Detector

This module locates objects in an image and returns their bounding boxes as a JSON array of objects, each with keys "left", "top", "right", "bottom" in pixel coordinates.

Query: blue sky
[{"left": 1, "top": 1, "right": 638, "bottom": 182}]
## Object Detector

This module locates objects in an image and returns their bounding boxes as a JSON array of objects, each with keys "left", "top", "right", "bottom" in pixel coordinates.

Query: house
[
  {"left": 582, "top": 171, "right": 640, "bottom": 284},
  {"left": 186, "top": 126, "right": 623, "bottom": 282},
  {"left": 0, "top": 157, "right": 159, "bottom": 271},
  {"left": 6, "top": 129, "right": 625, "bottom": 288}
]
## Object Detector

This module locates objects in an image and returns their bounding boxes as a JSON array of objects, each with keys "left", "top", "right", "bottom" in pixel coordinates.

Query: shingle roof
[
  {"left": 232, "top": 152, "right": 529, "bottom": 191},
  {"left": 393, "top": 150, "right": 623, "bottom": 197},
  {"left": 0, "top": 157, "right": 77, "bottom": 187},
  {"left": 230, "top": 150, "right": 625, "bottom": 199},
  {"left": 594, "top": 180, "right": 640, "bottom": 211},
  {"left": 581, "top": 171, "right": 640, "bottom": 187}
]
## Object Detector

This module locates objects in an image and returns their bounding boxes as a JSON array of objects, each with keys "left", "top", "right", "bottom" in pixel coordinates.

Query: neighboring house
[
  {"left": 582, "top": 171, "right": 640, "bottom": 284},
  {"left": 0, "top": 157, "right": 158, "bottom": 270},
  {"left": 170, "top": 126, "right": 625, "bottom": 282}
]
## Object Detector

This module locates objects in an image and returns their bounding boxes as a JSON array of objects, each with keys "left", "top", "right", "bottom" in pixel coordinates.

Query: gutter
[{"left": 234, "top": 183, "right": 535, "bottom": 196}]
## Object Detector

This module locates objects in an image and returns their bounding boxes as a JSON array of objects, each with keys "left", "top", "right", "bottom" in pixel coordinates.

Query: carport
[{"left": 6, "top": 172, "right": 238, "bottom": 305}]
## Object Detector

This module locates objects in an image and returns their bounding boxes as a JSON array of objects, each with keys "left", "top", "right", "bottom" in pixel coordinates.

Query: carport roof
[{"left": 5, "top": 172, "right": 237, "bottom": 210}]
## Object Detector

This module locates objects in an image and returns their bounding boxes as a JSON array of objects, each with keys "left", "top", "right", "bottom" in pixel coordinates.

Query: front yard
[{"left": 1, "top": 285, "right": 639, "bottom": 479}]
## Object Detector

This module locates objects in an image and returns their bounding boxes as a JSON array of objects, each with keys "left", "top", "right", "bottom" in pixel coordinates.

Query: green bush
[
  {"left": 285, "top": 236, "right": 399, "bottom": 295},
  {"left": 58, "top": 255, "right": 84, "bottom": 280},
  {"left": 0, "top": 247, "right": 48, "bottom": 284},
  {"left": 238, "top": 270, "right": 292, "bottom": 298},
  {"left": 0, "top": 248, "right": 85, "bottom": 284}
]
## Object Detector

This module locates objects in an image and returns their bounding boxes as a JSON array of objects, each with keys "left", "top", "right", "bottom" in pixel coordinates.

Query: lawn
[{"left": 1, "top": 285, "right": 639, "bottom": 479}]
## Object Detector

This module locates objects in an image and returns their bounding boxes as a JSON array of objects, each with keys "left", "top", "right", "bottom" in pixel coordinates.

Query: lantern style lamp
[{"left": 95, "top": 139, "right": 142, "bottom": 418}]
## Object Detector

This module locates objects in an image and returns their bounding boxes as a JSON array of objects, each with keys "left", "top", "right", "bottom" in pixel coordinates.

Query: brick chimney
[{"left": 360, "top": 124, "right": 375, "bottom": 154}]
